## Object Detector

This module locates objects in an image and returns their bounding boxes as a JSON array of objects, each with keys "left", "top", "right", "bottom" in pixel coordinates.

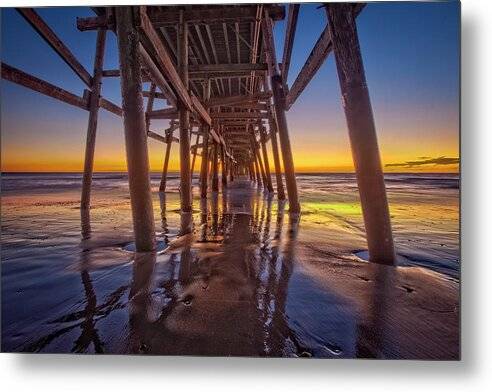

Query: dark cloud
[{"left": 385, "top": 156, "right": 459, "bottom": 168}]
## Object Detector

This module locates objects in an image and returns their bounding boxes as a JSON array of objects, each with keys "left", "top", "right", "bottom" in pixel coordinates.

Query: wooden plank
[
  {"left": 212, "top": 112, "right": 268, "bottom": 119},
  {"left": 80, "top": 6, "right": 285, "bottom": 30},
  {"left": 281, "top": 4, "right": 300, "bottom": 84},
  {"left": 147, "top": 5, "right": 285, "bottom": 26},
  {"left": 189, "top": 63, "right": 267, "bottom": 74},
  {"left": 1, "top": 62, "right": 88, "bottom": 110},
  {"left": 285, "top": 3, "right": 365, "bottom": 110},
  {"left": 102, "top": 69, "right": 120, "bottom": 77},
  {"left": 143, "top": 90, "right": 167, "bottom": 99},
  {"left": 18, "top": 8, "right": 92, "bottom": 86},
  {"left": 207, "top": 92, "right": 271, "bottom": 107}
]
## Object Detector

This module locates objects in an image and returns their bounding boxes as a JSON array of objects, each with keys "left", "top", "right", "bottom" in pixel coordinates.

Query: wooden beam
[
  {"left": 212, "top": 112, "right": 268, "bottom": 119},
  {"left": 285, "top": 3, "right": 365, "bottom": 110},
  {"left": 189, "top": 63, "right": 268, "bottom": 74},
  {"left": 281, "top": 4, "right": 300, "bottom": 84},
  {"left": 79, "top": 6, "right": 285, "bottom": 30},
  {"left": 102, "top": 69, "right": 120, "bottom": 77},
  {"left": 207, "top": 92, "right": 272, "bottom": 107},
  {"left": 18, "top": 8, "right": 92, "bottom": 86},
  {"left": 147, "top": 108, "right": 178, "bottom": 119},
  {"left": 148, "top": 130, "right": 178, "bottom": 144},
  {"left": 1, "top": 62, "right": 88, "bottom": 110},
  {"left": 148, "top": 5, "right": 285, "bottom": 26},
  {"left": 99, "top": 97, "right": 122, "bottom": 116}
]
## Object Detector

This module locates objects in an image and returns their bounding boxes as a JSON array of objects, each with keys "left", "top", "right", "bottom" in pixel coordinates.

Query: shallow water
[{"left": 1, "top": 173, "right": 459, "bottom": 357}]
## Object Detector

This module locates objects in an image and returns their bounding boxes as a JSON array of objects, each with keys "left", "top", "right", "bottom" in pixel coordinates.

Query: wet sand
[{"left": 1, "top": 175, "right": 459, "bottom": 358}]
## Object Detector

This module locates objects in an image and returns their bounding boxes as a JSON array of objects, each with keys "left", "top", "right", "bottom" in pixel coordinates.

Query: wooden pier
[{"left": 1, "top": 3, "right": 395, "bottom": 264}]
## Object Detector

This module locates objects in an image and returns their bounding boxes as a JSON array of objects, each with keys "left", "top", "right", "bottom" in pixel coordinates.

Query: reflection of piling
[
  {"left": 115, "top": 7, "right": 155, "bottom": 252},
  {"left": 326, "top": 4, "right": 395, "bottom": 265}
]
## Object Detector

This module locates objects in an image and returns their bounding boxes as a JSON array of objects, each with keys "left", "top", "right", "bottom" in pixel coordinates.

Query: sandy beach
[{"left": 1, "top": 172, "right": 459, "bottom": 358}]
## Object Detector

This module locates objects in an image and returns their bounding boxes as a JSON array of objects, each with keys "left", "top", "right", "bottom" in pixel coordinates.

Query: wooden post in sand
[
  {"left": 178, "top": 12, "right": 192, "bottom": 212},
  {"left": 115, "top": 7, "right": 155, "bottom": 251},
  {"left": 199, "top": 80, "right": 211, "bottom": 199},
  {"left": 221, "top": 145, "right": 228, "bottom": 188},
  {"left": 81, "top": 29, "right": 106, "bottom": 211},
  {"left": 212, "top": 142, "right": 219, "bottom": 192},
  {"left": 190, "top": 132, "right": 200, "bottom": 180},
  {"left": 159, "top": 131, "right": 173, "bottom": 192},
  {"left": 260, "top": 126, "right": 274, "bottom": 193},
  {"left": 326, "top": 4, "right": 395, "bottom": 265},
  {"left": 263, "top": 12, "right": 300, "bottom": 212},
  {"left": 253, "top": 152, "right": 262, "bottom": 188},
  {"left": 268, "top": 116, "right": 286, "bottom": 200}
]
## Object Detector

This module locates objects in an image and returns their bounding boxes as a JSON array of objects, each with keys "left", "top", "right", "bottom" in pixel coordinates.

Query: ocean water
[{"left": 0, "top": 172, "right": 460, "bottom": 357}]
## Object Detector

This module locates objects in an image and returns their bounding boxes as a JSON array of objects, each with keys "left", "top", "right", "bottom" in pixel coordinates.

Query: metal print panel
[{"left": 0, "top": 2, "right": 460, "bottom": 359}]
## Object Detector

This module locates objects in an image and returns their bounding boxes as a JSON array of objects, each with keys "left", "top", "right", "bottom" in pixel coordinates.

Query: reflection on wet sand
[{"left": 10, "top": 177, "right": 458, "bottom": 358}]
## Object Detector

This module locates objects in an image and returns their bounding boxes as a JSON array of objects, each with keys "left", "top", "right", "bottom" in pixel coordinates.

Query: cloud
[{"left": 385, "top": 156, "right": 459, "bottom": 168}]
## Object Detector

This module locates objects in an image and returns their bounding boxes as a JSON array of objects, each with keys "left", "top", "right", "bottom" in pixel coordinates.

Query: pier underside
[{"left": 1, "top": 4, "right": 395, "bottom": 263}]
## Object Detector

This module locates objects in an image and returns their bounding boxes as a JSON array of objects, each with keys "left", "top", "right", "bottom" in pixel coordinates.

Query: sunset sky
[{"left": 0, "top": 2, "right": 460, "bottom": 173}]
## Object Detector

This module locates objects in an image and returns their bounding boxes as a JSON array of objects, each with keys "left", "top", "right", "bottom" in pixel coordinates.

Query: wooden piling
[
  {"left": 159, "top": 132, "right": 173, "bottom": 192},
  {"left": 199, "top": 129, "right": 209, "bottom": 198},
  {"left": 271, "top": 75, "right": 300, "bottom": 212},
  {"left": 268, "top": 116, "right": 286, "bottom": 200},
  {"left": 190, "top": 132, "right": 200, "bottom": 179},
  {"left": 260, "top": 127, "right": 274, "bottom": 193},
  {"left": 326, "top": 4, "right": 395, "bottom": 265},
  {"left": 212, "top": 142, "right": 219, "bottom": 192},
  {"left": 178, "top": 13, "right": 192, "bottom": 212},
  {"left": 221, "top": 145, "right": 228, "bottom": 187},
  {"left": 115, "top": 7, "right": 155, "bottom": 252},
  {"left": 81, "top": 29, "right": 106, "bottom": 211}
]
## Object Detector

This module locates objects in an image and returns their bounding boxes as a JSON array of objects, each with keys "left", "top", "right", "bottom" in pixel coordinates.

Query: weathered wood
[
  {"left": 260, "top": 127, "right": 274, "bottom": 193},
  {"left": 81, "top": 29, "right": 106, "bottom": 211},
  {"left": 138, "top": 46, "right": 178, "bottom": 107},
  {"left": 102, "top": 69, "right": 120, "bottom": 77},
  {"left": 99, "top": 97, "right": 122, "bottom": 116},
  {"left": 207, "top": 92, "right": 271, "bottom": 107},
  {"left": 143, "top": 90, "right": 167, "bottom": 99},
  {"left": 281, "top": 4, "right": 300, "bottom": 85},
  {"left": 190, "top": 133, "right": 200, "bottom": 180},
  {"left": 148, "top": 129, "right": 179, "bottom": 144},
  {"left": 326, "top": 3, "right": 395, "bottom": 265},
  {"left": 189, "top": 63, "right": 267, "bottom": 74},
  {"left": 18, "top": 8, "right": 92, "bottom": 86},
  {"left": 115, "top": 6, "right": 155, "bottom": 252},
  {"left": 286, "top": 3, "right": 365, "bottom": 110},
  {"left": 211, "top": 112, "right": 269, "bottom": 120},
  {"left": 1, "top": 62, "right": 88, "bottom": 110},
  {"left": 263, "top": 11, "right": 300, "bottom": 212},
  {"left": 212, "top": 143, "right": 219, "bottom": 192},
  {"left": 199, "top": 129, "right": 210, "bottom": 198},
  {"left": 178, "top": 13, "right": 193, "bottom": 212},
  {"left": 80, "top": 5, "right": 284, "bottom": 30},
  {"left": 159, "top": 132, "right": 173, "bottom": 192},
  {"left": 145, "top": 83, "right": 156, "bottom": 132},
  {"left": 147, "top": 108, "right": 178, "bottom": 119},
  {"left": 268, "top": 115, "right": 286, "bottom": 200},
  {"left": 139, "top": 6, "right": 194, "bottom": 111}
]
